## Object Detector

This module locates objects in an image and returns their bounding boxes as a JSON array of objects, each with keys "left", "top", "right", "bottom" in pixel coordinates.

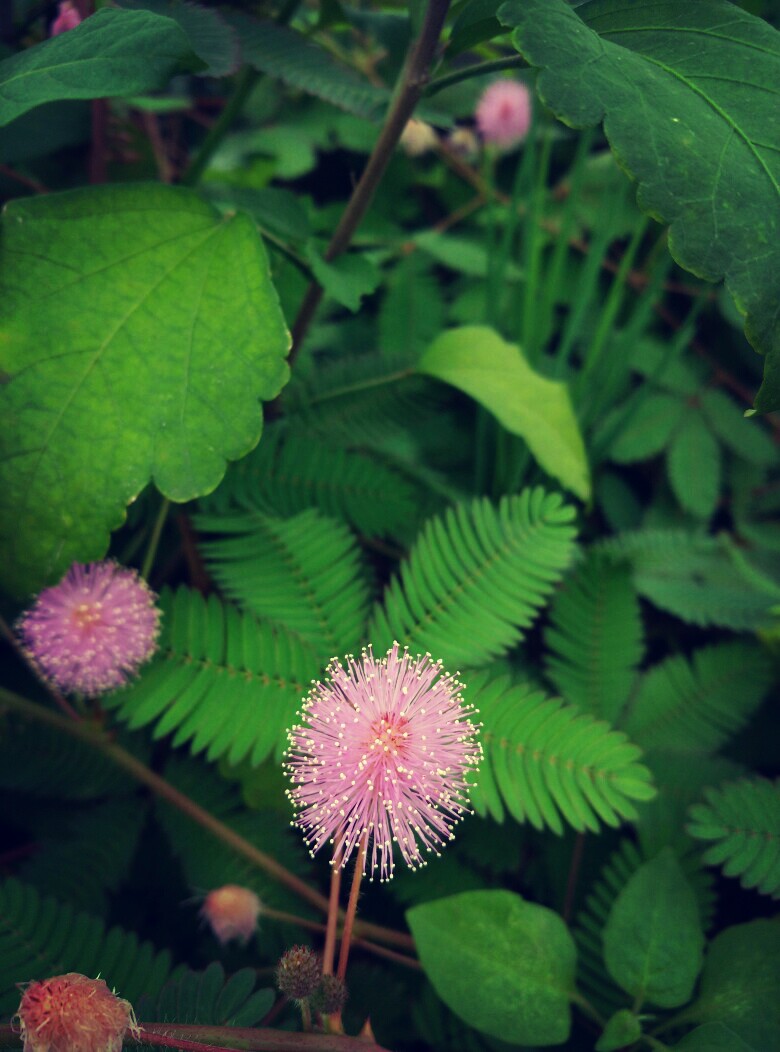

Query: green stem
[
  {"left": 569, "top": 990, "right": 605, "bottom": 1028},
  {"left": 0, "top": 687, "right": 414, "bottom": 953},
  {"left": 181, "top": 67, "right": 260, "bottom": 187},
  {"left": 306, "top": 367, "right": 414, "bottom": 406},
  {"left": 141, "top": 496, "right": 170, "bottom": 581},
  {"left": 425, "top": 55, "right": 529, "bottom": 97}
]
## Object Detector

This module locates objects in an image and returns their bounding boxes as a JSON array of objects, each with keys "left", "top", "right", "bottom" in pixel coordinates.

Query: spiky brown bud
[
  {"left": 276, "top": 946, "right": 320, "bottom": 1001},
  {"left": 311, "top": 974, "right": 348, "bottom": 1014}
]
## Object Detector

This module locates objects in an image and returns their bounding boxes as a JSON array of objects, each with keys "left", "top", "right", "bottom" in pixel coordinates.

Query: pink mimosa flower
[
  {"left": 17, "top": 561, "right": 161, "bottom": 696},
  {"left": 285, "top": 643, "right": 481, "bottom": 882},
  {"left": 475, "top": 79, "right": 532, "bottom": 148},
  {"left": 16, "top": 973, "right": 139, "bottom": 1052},
  {"left": 201, "top": 885, "right": 262, "bottom": 945},
  {"left": 50, "top": 2, "right": 82, "bottom": 36}
]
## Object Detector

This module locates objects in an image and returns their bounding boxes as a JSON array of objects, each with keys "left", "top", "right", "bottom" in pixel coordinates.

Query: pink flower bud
[
  {"left": 50, "top": 2, "right": 82, "bottom": 36},
  {"left": 16, "top": 973, "right": 139, "bottom": 1052},
  {"left": 201, "top": 885, "right": 261, "bottom": 944},
  {"left": 475, "top": 80, "right": 532, "bottom": 149}
]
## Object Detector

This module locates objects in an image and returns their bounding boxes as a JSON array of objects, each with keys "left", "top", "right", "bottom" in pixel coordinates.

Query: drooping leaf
[
  {"left": 499, "top": 0, "right": 780, "bottom": 412},
  {"left": 603, "top": 848, "right": 704, "bottom": 1008},
  {"left": 0, "top": 9, "right": 191, "bottom": 126},
  {"left": 115, "top": 0, "right": 239, "bottom": 77},
  {"left": 407, "top": 890, "right": 576, "bottom": 1047},
  {"left": 105, "top": 588, "right": 321, "bottom": 767},
  {"left": 0, "top": 184, "right": 290, "bottom": 597},
  {"left": 666, "top": 410, "right": 721, "bottom": 520},
  {"left": 687, "top": 920, "right": 780, "bottom": 1048},
  {"left": 418, "top": 326, "right": 590, "bottom": 499},
  {"left": 369, "top": 490, "right": 577, "bottom": 668},
  {"left": 688, "top": 778, "right": 780, "bottom": 897},
  {"left": 0, "top": 878, "right": 172, "bottom": 1014},
  {"left": 623, "top": 642, "right": 773, "bottom": 755},
  {"left": 471, "top": 671, "right": 656, "bottom": 834},
  {"left": 545, "top": 551, "right": 644, "bottom": 724}
]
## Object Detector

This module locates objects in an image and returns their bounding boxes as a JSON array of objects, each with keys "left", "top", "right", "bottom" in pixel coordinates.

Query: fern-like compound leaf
[
  {"left": 202, "top": 427, "right": 423, "bottom": 542},
  {"left": 105, "top": 588, "right": 320, "bottom": 767},
  {"left": 195, "top": 507, "right": 372, "bottom": 658},
  {"left": 623, "top": 642, "right": 773, "bottom": 755},
  {"left": 545, "top": 552, "right": 644, "bottom": 724},
  {"left": 0, "top": 878, "right": 172, "bottom": 1014},
  {"left": 469, "top": 672, "right": 655, "bottom": 835},
  {"left": 370, "top": 490, "right": 578, "bottom": 668},
  {"left": 688, "top": 778, "right": 780, "bottom": 898},
  {"left": 136, "top": 961, "right": 273, "bottom": 1027}
]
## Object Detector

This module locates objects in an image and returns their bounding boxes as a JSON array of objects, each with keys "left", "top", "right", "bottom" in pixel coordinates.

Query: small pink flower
[
  {"left": 16, "top": 973, "right": 139, "bottom": 1052},
  {"left": 285, "top": 643, "right": 481, "bottom": 882},
  {"left": 50, "top": 2, "right": 82, "bottom": 36},
  {"left": 17, "top": 561, "right": 161, "bottom": 696},
  {"left": 475, "top": 79, "right": 532, "bottom": 148},
  {"left": 201, "top": 885, "right": 262, "bottom": 945}
]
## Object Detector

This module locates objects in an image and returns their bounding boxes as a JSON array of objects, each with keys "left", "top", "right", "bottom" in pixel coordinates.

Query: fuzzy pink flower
[
  {"left": 16, "top": 973, "right": 139, "bottom": 1052},
  {"left": 50, "top": 2, "right": 82, "bottom": 36},
  {"left": 475, "top": 79, "right": 532, "bottom": 148},
  {"left": 201, "top": 885, "right": 262, "bottom": 945},
  {"left": 17, "top": 561, "right": 161, "bottom": 696},
  {"left": 285, "top": 643, "right": 481, "bottom": 882}
]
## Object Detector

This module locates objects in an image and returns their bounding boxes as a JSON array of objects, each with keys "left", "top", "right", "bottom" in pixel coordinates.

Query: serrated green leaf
[
  {"left": 407, "top": 890, "right": 576, "bottom": 1046},
  {"left": 688, "top": 920, "right": 780, "bottom": 1048},
  {"left": 666, "top": 410, "right": 721, "bottom": 519},
  {"left": 116, "top": 0, "right": 239, "bottom": 77},
  {"left": 418, "top": 326, "right": 590, "bottom": 499},
  {"left": 608, "top": 392, "right": 685, "bottom": 463},
  {"left": 0, "top": 184, "right": 290, "bottom": 596},
  {"left": 499, "top": 0, "right": 780, "bottom": 412},
  {"left": 0, "top": 9, "right": 191, "bottom": 126},
  {"left": 603, "top": 848, "right": 704, "bottom": 1008}
]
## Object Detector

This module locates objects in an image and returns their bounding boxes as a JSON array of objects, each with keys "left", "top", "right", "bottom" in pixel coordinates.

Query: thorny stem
[
  {"left": 0, "top": 688, "right": 414, "bottom": 954},
  {"left": 287, "top": 0, "right": 452, "bottom": 366},
  {"left": 337, "top": 833, "right": 368, "bottom": 981}
]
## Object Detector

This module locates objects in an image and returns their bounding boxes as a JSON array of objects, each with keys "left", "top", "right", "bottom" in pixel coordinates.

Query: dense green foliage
[{"left": 0, "top": 1, "right": 778, "bottom": 1050}]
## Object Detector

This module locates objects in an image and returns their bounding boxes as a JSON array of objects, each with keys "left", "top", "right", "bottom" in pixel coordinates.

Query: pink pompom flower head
[
  {"left": 50, "top": 2, "right": 82, "bottom": 36},
  {"left": 475, "top": 79, "right": 532, "bottom": 149},
  {"left": 285, "top": 642, "right": 481, "bottom": 882},
  {"left": 16, "top": 560, "right": 161, "bottom": 696},
  {"left": 201, "top": 884, "right": 262, "bottom": 945},
  {"left": 15, "top": 973, "right": 139, "bottom": 1052}
]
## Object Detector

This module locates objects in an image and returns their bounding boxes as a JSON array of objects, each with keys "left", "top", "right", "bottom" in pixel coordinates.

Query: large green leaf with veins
[
  {"left": 499, "top": 0, "right": 780, "bottom": 412},
  {"left": 0, "top": 184, "right": 290, "bottom": 597}
]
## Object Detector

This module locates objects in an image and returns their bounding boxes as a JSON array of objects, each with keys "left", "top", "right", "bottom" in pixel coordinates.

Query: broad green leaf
[
  {"left": 607, "top": 392, "right": 684, "bottom": 463},
  {"left": 407, "top": 890, "right": 576, "bottom": 1046},
  {"left": 499, "top": 0, "right": 780, "bottom": 412},
  {"left": 666, "top": 410, "right": 721, "bottom": 519},
  {"left": 0, "top": 9, "right": 191, "bottom": 126},
  {"left": 688, "top": 920, "right": 780, "bottom": 1048},
  {"left": 596, "top": 1010, "right": 641, "bottom": 1052},
  {"left": 0, "top": 184, "right": 290, "bottom": 597},
  {"left": 418, "top": 326, "right": 590, "bottom": 499},
  {"left": 603, "top": 848, "right": 704, "bottom": 1008},
  {"left": 116, "top": 0, "right": 239, "bottom": 78},
  {"left": 675, "top": 1023, "right": 757, "bottom": 1052}
]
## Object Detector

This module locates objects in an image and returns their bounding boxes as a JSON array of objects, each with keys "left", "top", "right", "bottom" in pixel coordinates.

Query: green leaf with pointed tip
[
  {"left": 667, "top": 410, "right": 721, "bottom": 519},
  {"left": 596, "top": 1009, "right": 641, "bottom": 1052},
  {"left": 498, "top": 0, "right": 780, "bottom": 412},
  {"left": 418, "top": 326, "right": 590, "bottom": 499},
  {"left": 407, "top": 890, "right": 576, "bottom": 1047},
  {"left": 0, "top": 184, "right": 290, "bottom": 597},
  {"left": 603, "top": 848, "right": 704, "bottom": 1008},
  {"left": 0, "top": 9, "right": 192, "bottom": 126}
]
